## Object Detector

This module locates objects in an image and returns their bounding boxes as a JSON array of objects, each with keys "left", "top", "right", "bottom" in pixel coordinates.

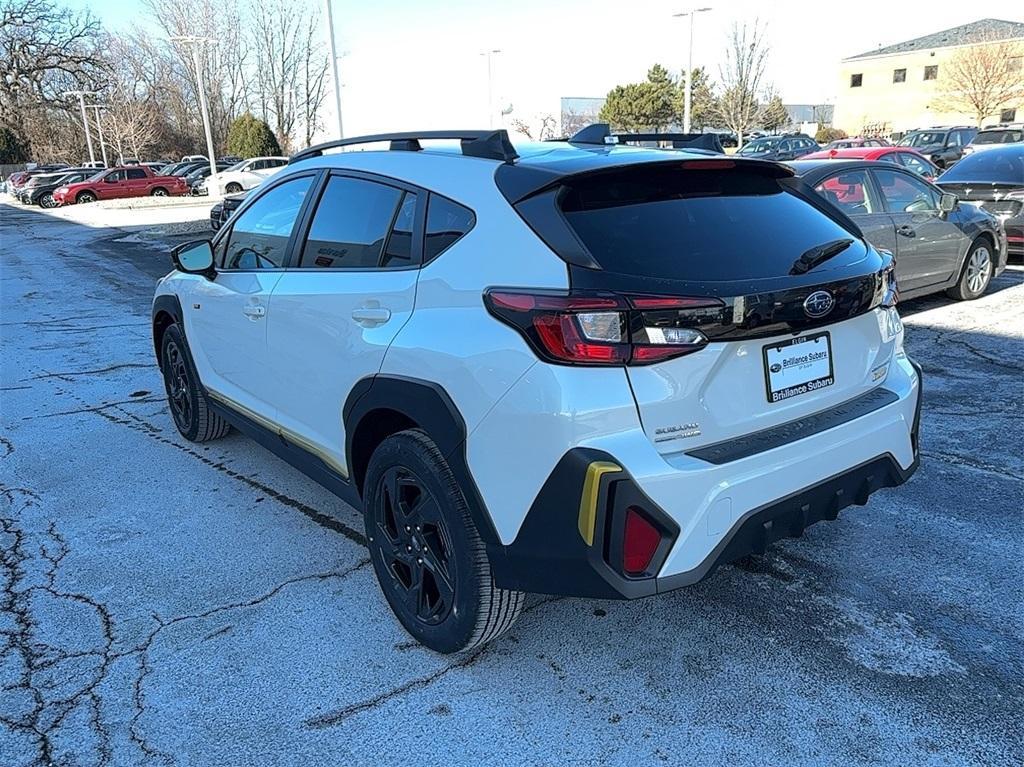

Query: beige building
[{"left": 833, "top": 18, "right": 1024, "bottom": 137}]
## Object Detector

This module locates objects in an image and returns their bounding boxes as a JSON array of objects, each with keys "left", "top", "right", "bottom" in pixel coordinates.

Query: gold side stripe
[
  {"left": 206, "top": 389, "right": 349, "bottom": 478},
  {"left": 578, "top": 461, "right": 622, "bottom": 546}
]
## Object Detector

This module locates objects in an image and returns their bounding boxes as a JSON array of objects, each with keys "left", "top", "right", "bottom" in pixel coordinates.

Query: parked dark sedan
[
  {"left": 209, "top": 191, "right": 247, "bottom": 230},
  {"left": 897, "top": 126, "right": 977, "bottom": 169},
  {"left": 17, "top": 169, "right": 96, "bottom": 208},
  {"left": 737, "top": 134, "right": 820, "bottom": 161},
  {"left": 936, "top": 145, "right": 1024, "bottom": 259},
  {"left": 184, "top": 161, "right": 233, "bottom": 195},
  {"left": 788, "top": 159, "right": 1007, "bottom": 300}
]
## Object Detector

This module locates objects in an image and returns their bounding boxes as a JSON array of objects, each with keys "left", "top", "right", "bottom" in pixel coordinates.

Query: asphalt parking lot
[{"left": 1, "top": 199, "right": 1022, "bottom": 767}]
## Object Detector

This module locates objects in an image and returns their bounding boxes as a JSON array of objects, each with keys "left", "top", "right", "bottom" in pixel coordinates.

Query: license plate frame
[{"left": 762, "top": 332, "right": 835, "bottom": 403}]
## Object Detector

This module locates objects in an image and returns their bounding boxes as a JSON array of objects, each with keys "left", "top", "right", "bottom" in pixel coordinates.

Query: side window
[
  {"left": 874, "top": 169, "right": 939, "bottom": 213},
  {"left": 424, "top": 195, "right": 475, "bottom": 261},
  {"left": 126, "top": 168, "right": 146, "bottom": 180},
  {"left": 898, "top": 153, "right": 931, "bottom": 177},
  {"left": 106, "top": 170, "right": 125, "bottom": 182},
  {"left": 249, "top": 160, "right": 266, "bottom": 171},
  {"left": 267, "top": 159, "right": 286, "bottom": 169},
  {"left": 223, "top": 176, "right": 313, "bottom": 269},
  {"left": 814, "top": 170, "right": 878, "bottom": 215},
  {"left": 299, "top": 176, "right": 403, "bottom": 268},
  {"left": 382, "top": 192, "right": 418, "bottom": 267},
  {"left": 955, "top": 130, "right": 975, "bottom": 147},
  {"left": 879, "top": 152, "right": 900, "bottom": 165}
]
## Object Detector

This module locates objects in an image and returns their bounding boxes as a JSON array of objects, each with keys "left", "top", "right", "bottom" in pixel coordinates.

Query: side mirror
[
  {"left": 939, "top": 192, "right": 957, "bottom": 213},
  {"left": 171, "top": 239, "right": 215, "bottom": 277}
]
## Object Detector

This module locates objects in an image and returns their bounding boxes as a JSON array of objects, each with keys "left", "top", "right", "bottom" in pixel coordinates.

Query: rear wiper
[{"left": 790, "top": 238, "right": 854, "bottom": 275}]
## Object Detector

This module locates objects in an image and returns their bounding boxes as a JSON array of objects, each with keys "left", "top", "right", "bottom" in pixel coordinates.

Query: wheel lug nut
[
  {"left": 406, "top": 545, "right": 412, "bottom": 552},
  {"left": 405, "top": 525, "right": 411, "bottom": 532},
  {"left": 417, "top": 558, "right": 422, "bottom": 564}
]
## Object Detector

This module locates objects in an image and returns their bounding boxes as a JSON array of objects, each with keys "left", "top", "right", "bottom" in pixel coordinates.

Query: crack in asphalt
[
  {"left": 27, "top": 397, "right": 165, "bottom": 420},
  {"left": 85, "top": 402, "right": 369, "bottom": 546},
  {"left": 921, "top": 450, "right": 1024, "bottom": 481},
  {"left": 305, "top": 596, "right": 565, "bottom": 729},
  {"left": 1, "top": 483, "right": 117, "bottom": 767},
  {"left": 125, "top": 559, "right": 370, "bottom": 762},
  {"left": 29, "top": 362, "right": 154, "bottom": 382}
]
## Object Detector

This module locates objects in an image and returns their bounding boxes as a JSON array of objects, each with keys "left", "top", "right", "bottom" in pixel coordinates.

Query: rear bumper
[{"left": 489, "top": 358, "right": 922, "bottom": 599}]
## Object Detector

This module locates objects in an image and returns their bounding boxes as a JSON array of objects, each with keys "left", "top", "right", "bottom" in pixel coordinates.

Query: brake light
[
  {"left": 623, "top": 507, "right": 661, "bottom": 575},
  {"left": 484, "top": 289, "right": 722, "bottom": 366}
]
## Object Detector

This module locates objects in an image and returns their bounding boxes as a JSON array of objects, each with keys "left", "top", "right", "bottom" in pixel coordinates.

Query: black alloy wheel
[
  {"left": 371, "top": 465, "right": 455, "bottom": 626},
  {"left": 162, "top": 337, "right": 193, "bottom": 434}
]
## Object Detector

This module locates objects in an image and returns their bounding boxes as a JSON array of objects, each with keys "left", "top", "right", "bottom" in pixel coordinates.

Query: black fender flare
[
  {"left": 343, "top": 375, "right": 500, "bottom": 545},
  {"left": 152, "top": 294, "right": 184, "bottom": 372}
]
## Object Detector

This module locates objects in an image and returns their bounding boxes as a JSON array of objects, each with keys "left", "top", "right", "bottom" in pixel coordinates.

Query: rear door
[
  {"left": 265, "top": 172, "right": 427, "bottom": 475},
  {"left": 812, "top": 168, "right": 900, "bottom": 278},
  {"left": 871, "top": 167, "right": 964, "bottom": 290},
  {"left": 185, "top": 173, "right": 317, "bottom": 420}
]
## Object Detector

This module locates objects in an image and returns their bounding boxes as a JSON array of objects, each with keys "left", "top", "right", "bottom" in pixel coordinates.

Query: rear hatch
[{"left": 513, "top": 158, "right": 898, "bottom": 456}]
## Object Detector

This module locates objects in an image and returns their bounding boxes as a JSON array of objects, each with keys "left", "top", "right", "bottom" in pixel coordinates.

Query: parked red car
[
  {"left": 52, "top": 166, "right": 189, "bottom": 205},
  {"left": 800, "top": 146, "right": 940, "bottom": 181}
]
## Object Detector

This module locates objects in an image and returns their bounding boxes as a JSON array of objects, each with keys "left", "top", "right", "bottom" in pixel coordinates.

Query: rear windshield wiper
[{"left": 790, "top": 238, "right": 854, "bottom": 275}]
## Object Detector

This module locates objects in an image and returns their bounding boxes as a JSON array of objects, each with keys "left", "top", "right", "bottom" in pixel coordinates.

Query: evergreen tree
[{"left": 226, "top": 113, "right": 282, "bottom": 158}]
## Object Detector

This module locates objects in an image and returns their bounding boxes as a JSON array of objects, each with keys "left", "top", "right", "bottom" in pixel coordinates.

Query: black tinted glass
[
  {"left": 127, "top": 169, "right": 146, "bottom": 180},
  {"left": 224, "top": 176, "right": 312, "bottom": 269},
  {"left": 560, "top": 166, "right": 859, "bottom": 281},
  {"left": 301, "top": 176, "right": 403, "bottom": 268},
  {"left": 424, "top": 196, "right": 475, "bottom": 261},
  {"left": 939, "top": 149, "right": 1024, "bottom": 183},
  {"left": 382, "top": 192, "right": 418, "bottom": 267}
]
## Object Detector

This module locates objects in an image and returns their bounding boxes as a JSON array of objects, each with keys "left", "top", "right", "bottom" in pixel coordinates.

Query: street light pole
[
  {"left": 170, "top": 36, "right": 218, "bottom": 176},
  {"left": 324, "top": 0, "right": 344, "bottom": 139},
  {"left": 480, "top": 49, "right": 501, "bottom": 128},
  {"left": 86, "top": 105, "right": 109, "bottom": 167},
  {"left": 672, "top": 8, "right": 712, "bottom": 134},
  {"left": 63, "top": 90, "right": 97, "bottom": 164}
]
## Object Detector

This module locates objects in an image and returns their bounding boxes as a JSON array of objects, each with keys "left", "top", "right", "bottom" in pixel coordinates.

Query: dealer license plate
[{"left": 763, "top": 332, "right": 834, "bottom": 403}]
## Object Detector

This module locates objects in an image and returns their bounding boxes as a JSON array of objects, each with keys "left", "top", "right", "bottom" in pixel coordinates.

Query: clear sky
[{"left": 70, "top": 0, "right": 1023, "bottom": 138}]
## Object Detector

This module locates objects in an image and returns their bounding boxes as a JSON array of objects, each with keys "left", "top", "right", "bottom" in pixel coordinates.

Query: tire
[
  {"left": 151, "top": 187, "right": 168, "bottom": 197},
  {"left": 225, "top": 182, "right": 242, "bottom": 194},
  {"left": 364, "top": 429, "right": 525, "bottom": 653},
  {"left": 160, "top": 323, "right": 231, "bottom": 442},
  {"left": 946, "top": 238, "right": 994, "bottom": 301},
  {"left": 39, "top": 193, "right": 57, "bottom": 209},
  {"left": 76, "top": 191, "right": 96, "bottom": 204}
]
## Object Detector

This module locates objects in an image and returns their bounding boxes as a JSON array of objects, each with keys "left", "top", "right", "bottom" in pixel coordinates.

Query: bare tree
[
  {"left": 298, "top": 8, "right": 329, "bottom": 149},
  {"left": 510, "top": 114, "right": 557, "bottom": 140},
  {"left": 934, "top": 35, "right": 1024, "bottom": 127},
  {"left": 715, "top": 20, "right": 770, "bottom": 147},
  {"left": 0, "top": 0, "right": 107, "bottom": 155},
  {"left": 560, "top": 108, "right": 595, "bottom": 137}
]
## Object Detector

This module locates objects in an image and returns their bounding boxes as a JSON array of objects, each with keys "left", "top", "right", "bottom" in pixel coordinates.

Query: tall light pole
[
  {"left": 324, "top": 0, "right": 344, "bottom": 139},
  {"left": 672, "top": 7, "right": 712, "bottom": 134},
  {"left": 86, "top": 104, "right": 109, "bottom": 167},
  {"left": 170, "top": 36, "right": 218, "bottom": 176},
  {"left": 63, "top": 90, "right": 97, "bottom": 164},
  {"left": 480, "top": 49, "right": 501, "bottom": 128}
]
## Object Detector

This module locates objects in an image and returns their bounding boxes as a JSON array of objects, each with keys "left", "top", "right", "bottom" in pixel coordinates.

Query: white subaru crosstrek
[
  {"left": 202, "top": 156, "right": 289, "bottom": 196},
  {"left": 153, "top": 126, "right": 922, "bottom": 653}
]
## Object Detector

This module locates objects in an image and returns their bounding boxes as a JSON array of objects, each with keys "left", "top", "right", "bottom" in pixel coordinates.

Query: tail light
[{"left": 484, "top": 289, "right": 723, "bottom": 366}]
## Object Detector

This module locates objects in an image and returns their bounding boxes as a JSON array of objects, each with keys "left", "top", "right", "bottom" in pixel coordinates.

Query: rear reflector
[{"left": 623, "top": 507, "right": 661, "bottom": 575}]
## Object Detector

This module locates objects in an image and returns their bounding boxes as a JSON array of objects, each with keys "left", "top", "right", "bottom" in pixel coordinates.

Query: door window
[
  {"left": 815, "top": 170, "right": 878, "bottom": 215},
  {"left": 299, "top": 176, "right": 404, "bottom": 268},
  {"left": 897, "top": 153, "right": 933, "bottom": 178},
  {"left": 222, "top": 176, "right": 313, "bottom": 269},
  {"left": 874, "top": 169, "right": 939, "bottom": 213},
  {"left": 126, "top": 168, "right": 146, "bottom": 180},
  {"left": 105, "top": 170, "right": 125, "bottom": 182}
]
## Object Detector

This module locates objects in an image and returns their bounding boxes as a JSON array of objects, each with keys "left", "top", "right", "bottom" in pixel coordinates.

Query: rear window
[
  {"left": 939, "top": 149, "right": 1024, "bottom": 183},
  {"left": 559, "top": 165, "right": 860, "bottom": 281},
  {"left": 973, "top": 130, "right": 1023, "bottom": 145}
]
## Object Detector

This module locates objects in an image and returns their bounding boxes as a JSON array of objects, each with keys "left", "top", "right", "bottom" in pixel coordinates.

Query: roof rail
[
  {"left": 569, "top": 123, "right": 724, "bottom": 153},
  {"left": 289, "top": 130, "right": 519, "bottom": 165}
]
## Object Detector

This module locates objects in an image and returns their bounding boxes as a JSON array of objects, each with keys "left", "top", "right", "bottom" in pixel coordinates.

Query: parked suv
[
  {"left": 153, "top": 126, "right": 922, "bottom": 653},
  {"left": 897, "top": 127, "right": 977, "bottom": 169},
  {"left": 736, "top": 134, "right": 820, "bottom": 161}
]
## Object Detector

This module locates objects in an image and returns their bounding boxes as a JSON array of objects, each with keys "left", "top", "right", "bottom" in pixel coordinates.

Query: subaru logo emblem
[{"left": 803, "top": 290, "right": 834, "bottom": 318}]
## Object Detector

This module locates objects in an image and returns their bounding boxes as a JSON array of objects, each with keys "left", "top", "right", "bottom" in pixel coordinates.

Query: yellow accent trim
[
  {"left": 578, "top": 461, "right": 621, "bottom": 546},
  {"left": 206, "top": 389, "right": 349, "bottom": 478}
]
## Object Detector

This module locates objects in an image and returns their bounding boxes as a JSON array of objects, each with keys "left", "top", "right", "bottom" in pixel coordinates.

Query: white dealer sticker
[{"left": 763, "top": 332, "right": 834, "bottom": 403}]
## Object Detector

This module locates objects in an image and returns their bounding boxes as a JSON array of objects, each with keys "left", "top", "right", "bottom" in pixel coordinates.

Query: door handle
[
  {"left": 351, "top": 306, "right": 391, "bottom": 327},
  {"left": 897, "top": 225, "right": 916, "bottom": 238},
  {"left": 243, "top": 304, "right": 266, "bottom": 320}
]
